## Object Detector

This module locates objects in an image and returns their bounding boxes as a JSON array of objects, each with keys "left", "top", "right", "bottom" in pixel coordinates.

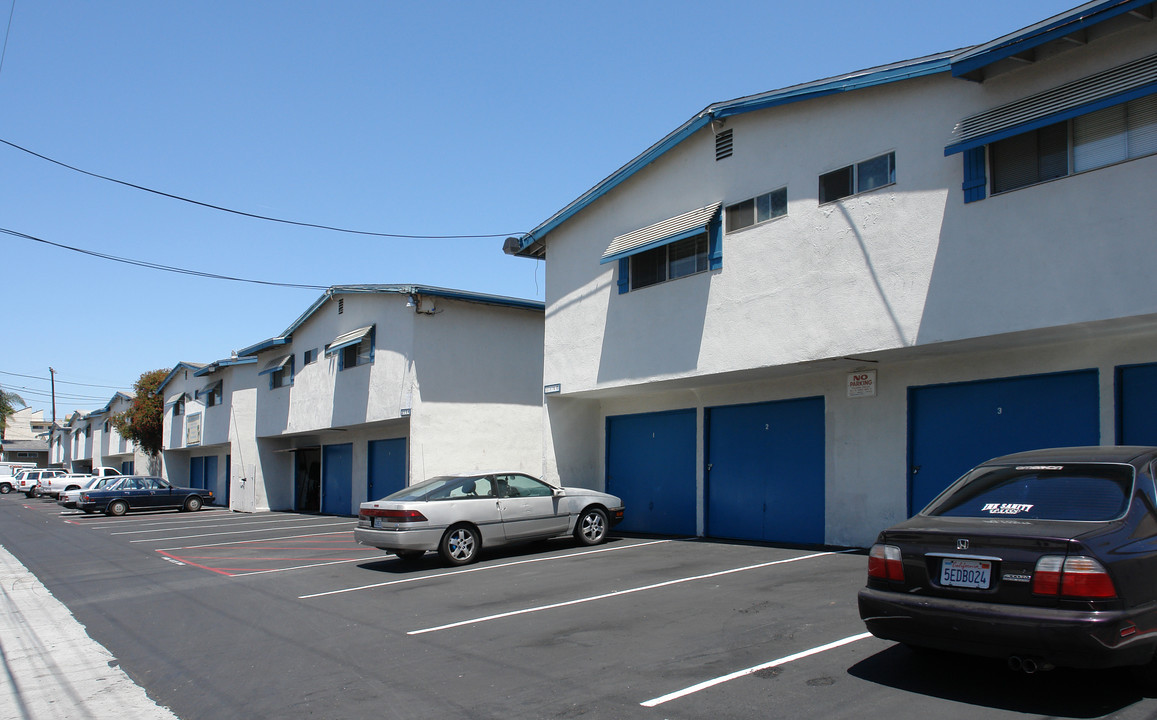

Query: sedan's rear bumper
[
  {"left": 858, "top": 586, "right": 1157, "bottom": 669},
  {"left": 354, "top": 526, "right": 445, "bottom": 552}
]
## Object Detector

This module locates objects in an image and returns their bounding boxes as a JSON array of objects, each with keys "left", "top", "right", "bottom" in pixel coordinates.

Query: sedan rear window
[{"left": 924, "top": 463, "right": 1134, "bottom": 521}]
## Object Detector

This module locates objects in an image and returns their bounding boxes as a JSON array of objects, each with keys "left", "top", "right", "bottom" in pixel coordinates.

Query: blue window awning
[
  {"left": 194, "top": 380, "right": 222, "bottom": 400},
  {"left": 325, "top": 325, "right": 373, "bottom": 356},
  {"left": 600, "top": 203, "right": 721, "bottom": 265},
  {"left": 258, "top": 354, "right": 292, "bottom": 376}
]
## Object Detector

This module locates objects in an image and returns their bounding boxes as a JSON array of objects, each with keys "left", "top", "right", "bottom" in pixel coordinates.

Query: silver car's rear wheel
[
  {"left": 440, "top": 524, "right": 480, "bottom": 565},
  {"left": 574, "top": 507, "right": 608, "bottom": 546}
]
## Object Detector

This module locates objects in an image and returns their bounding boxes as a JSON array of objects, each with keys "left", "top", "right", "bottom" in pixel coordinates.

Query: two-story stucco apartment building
[
  {"left": 505, "top": 1, "right": 1157, "bottom": 547},
  {"left": 158, "top": 284, "right": 545, "bottom": 515},
  {"left": 50, "top": 394, "right": 150, "bottom": 474}
]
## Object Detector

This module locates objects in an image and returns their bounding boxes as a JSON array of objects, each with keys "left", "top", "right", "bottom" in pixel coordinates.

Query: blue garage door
[
  {"left": 1117, "top": 363, "right": 1157, "bottom": 445},
  {"left": 204, "top": 456, "right": 219, "bottom": 505},
  {"left": 189, "top": 456, "right": 204, "bottom": 490},
  {"left": 908, "top": 370, "right": 1100, "bottom": 515},
  {"left": 368, "top": 438, "right": 406, "bottom": 501},
  {"left": 706, "top": 397, "right": 825, "bottom": 545},
  {"left": 322, "top": 443, "right": 354, "bottom": 515},
  {"left": 606, "top": 410, "right": 697, "bottom": 536}
]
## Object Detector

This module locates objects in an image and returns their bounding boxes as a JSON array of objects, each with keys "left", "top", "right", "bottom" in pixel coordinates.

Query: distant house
[
  {"left": 1, "top": 408, "right": 50, "bottom": 466},
  {"left": 505, "top": 2, "right": 1157, "bottom": 546}
]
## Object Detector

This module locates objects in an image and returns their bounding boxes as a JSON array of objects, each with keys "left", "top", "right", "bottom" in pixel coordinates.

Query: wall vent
[
  {"left": 338, "top": 297, "right": 344, "bottom": 314},
  {"left": 715, "top": 129, "right": 734, "bottom": 161}
]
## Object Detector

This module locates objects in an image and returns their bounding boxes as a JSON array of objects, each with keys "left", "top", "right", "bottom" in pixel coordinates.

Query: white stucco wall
[{"left": 533, "top": 23, "right": 1157, "bottom": 546}]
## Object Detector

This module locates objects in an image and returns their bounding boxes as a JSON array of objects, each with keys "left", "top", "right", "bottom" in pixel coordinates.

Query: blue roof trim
[
  {"left": 950, "top": 0, "right": 1153, "bottom": 78},
  {"left": 192, "top": 356, "right": 258, "bottom": 377},
  {"left": 238, "top": 285, "right": 542, "bottom": 357},
  {"left": 944, "top": 81, "right": 1157, "bottom": 155},
  {"left": 512, "top": 53, "right": 955, "bottom": 257},
  {"left": 153, "top": 362, "right": 208, "bottom": 395}
]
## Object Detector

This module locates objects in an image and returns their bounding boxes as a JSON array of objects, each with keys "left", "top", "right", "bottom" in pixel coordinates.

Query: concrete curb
[{"left": 0, "top": 545, "right": 178, "bottom": 720}]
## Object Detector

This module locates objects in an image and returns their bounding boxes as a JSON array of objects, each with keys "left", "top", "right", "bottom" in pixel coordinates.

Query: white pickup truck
[{"left": 38, "top": 467, "right": 121, "bottom": 498}]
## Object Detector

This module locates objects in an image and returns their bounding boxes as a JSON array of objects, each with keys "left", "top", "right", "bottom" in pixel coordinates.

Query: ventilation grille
[
  {"left": 338, "top": 297, "right": 344, "bottom": 314},
  {"left": 715, "top": 129, "right": 733, "bottom": 161}
]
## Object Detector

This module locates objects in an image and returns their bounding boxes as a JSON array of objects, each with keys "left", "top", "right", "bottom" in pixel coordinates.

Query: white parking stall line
[
  {"left": 129, "top": 521, "right": 355, "bottom": 543},
  {"left": 229, "top": 556, "right": 383, "bottom": 577},
  {"left": 76, "top": 511, "right": 238, "bottom": 529},
  {"left": 299, "top": 540, "right": 673, "bottom": 599},
  {"left": 110, "top": 517, "right": 351, "bottom": 535},
  {"left": 407, "top": 550, "right": 848, "bottom": 636},
  {"left": 640, "top": 632, "right": 873, "bottom": 707},
  {"left": 157, "top": 530, "right": 354, "bottom": 551}
]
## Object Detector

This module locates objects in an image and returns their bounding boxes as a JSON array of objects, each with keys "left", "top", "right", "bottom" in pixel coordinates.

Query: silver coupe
[{"left": 355, "top": 473, "right": 625, "bottom": 565}]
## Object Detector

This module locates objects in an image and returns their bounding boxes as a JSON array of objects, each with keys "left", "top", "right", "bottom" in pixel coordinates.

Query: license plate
[
  {"left": 940, "top": 558, "right": 992, "bottom": 589},
  {"left": 373, "top": 517, "right": 388, "bottom": 529}
]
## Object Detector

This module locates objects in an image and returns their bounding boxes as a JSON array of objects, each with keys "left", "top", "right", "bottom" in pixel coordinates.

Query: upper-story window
[
  {"left": 199, "top": 380, "right": 223, "bottom": 407},
  {"left": 325, "top": 326, "right": 375, "bottom": 370},
  {"left": 819, "top": 152, "right": 895, "bottom": 204},
  {"left": 259, "top": 354, "right": 294, "bottom": 390},
  {"left": 990, "top": 94, "right": 1157, "bottom": 194},
  {"left": 602, "top": 203, "right": 723, "bottom": 294},
  {"left": 303, "top": 348, "right": 318, "bottom": 365},
  {"left": 173, "top": 397, "right": 184, "bottom": 416},
  {"left": 726, "top": 187, "right": 787, "bottom": 232}
]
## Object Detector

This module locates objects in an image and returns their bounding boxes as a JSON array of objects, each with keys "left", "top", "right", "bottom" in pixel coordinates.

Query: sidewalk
[{"left": 0, "top": 545, "right": 178, "bottom": 720}]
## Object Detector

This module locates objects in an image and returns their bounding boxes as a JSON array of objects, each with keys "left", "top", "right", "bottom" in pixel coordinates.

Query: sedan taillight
[
  {"left": 360, "top": 508, "right": 428, "bottom": 522},
  {"left": 1032, "top": 555, "right": 1117, "bottom": 599},
  {"left": 867, "top": 544, "right": 904, "bottom": 581}
]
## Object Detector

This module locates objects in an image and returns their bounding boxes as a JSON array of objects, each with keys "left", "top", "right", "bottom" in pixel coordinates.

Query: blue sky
[{"left": 1, "top": 0, "right": 1080, "bottom": 416}]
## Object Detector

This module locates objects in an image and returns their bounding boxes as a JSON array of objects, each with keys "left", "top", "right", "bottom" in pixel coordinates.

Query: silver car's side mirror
[{"left": 551, "top": 487, "right": 566, "bottom": 498}]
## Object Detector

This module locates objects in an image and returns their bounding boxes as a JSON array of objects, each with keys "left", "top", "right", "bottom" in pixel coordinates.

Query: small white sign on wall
[
  {"left": 186, "top": 412, "right": 202, "bottom": 446},
  {"left": 847, "top": 370, "right": 877, "bottom": 398}
]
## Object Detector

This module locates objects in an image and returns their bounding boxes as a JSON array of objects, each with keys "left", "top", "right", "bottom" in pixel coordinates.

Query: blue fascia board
[
  {"left": 192, "top": 356, "right": 258, "bottom": 377},
  {"left": 944, "top": 81, "right": 1157, "bottom": 155},
  {"left": 514, "top": 54, "right": 954, "bottom": 257},
  {"left": 599, "top": 226, "right": 708, "bottom": 265},
  {"left": 950, "top": 0, "right": 1152, "bottom": 78},
  {"left": 152, "top": 362, "right": 208, "bottom": 396},
  {"left": 235, "top": 336, "right": 290, "bottom": 358}
]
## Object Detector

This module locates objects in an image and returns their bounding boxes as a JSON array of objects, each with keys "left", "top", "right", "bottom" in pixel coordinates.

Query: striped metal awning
[
  {"left": 601, "top": 203, "right": 720, "bottom": 265},
  {"left": 258, "top": 354, "right": 292, "bottom": 376},
  {"left": 946, "top": 52, "right": 1157, "bottom": 155},
  {"left": 325, "top": 325, "right": 373, "bottom": 356}
]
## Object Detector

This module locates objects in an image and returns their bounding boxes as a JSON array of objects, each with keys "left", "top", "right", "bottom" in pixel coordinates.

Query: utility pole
[{"left": 48, "top": 367, "right": 56, "bottom": 425}]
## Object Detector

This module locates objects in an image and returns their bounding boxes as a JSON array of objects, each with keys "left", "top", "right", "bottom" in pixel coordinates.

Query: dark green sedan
[{"left": 76, "top": 475, "right": 214, "bottom": 516}]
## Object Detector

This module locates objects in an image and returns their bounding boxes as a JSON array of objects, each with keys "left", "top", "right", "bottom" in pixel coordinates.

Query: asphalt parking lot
[{"left": 4, "top": 493, "right": 1157, "bottom": 719}]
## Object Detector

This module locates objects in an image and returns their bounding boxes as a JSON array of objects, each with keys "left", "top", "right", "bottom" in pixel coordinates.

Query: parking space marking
[
  {"left": 640, "top": 632, "right": 873, "bottom": 707},
  {"left": 407, "top": 550, "right": 848, "bottom": 635},
  {"left": 130, "top": 521, "right": 355, "bottom": 543},
  {"left": 157, "top": 530, "right": 354, "bottom": 551},
  {"left": 299, "top": 539, "right": 673, "bottom": 599},
  {"left": 110, "top": 517, "right": 351, "bottom": 535}
]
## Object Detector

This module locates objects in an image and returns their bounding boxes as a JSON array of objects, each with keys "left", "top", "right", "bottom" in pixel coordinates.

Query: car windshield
[
  {"left": 382, "top": 475, "right": 485, "bottom": 502},
  {"left": 924, "top": 463, "right": 1135, "bottom": 521}
]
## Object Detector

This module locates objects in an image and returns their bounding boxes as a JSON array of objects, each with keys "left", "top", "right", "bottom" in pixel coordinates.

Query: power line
[
  {"left": 0, "top": 137, "right": 528, "bottom": 241},
  {"left": 0, "top": 369, "right": 128, "bottom": 390},
  {"left": 2, "top": 227, "right": 332, "bottom": 290}
]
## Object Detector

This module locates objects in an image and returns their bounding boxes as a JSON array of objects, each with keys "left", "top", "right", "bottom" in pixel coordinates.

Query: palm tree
[{"left": 0, "top": 387, "right": 27, "bottom": 439}]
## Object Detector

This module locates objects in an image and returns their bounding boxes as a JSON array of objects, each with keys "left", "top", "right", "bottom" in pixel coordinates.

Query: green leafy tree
[
  {"left": 112, "top": 369, "right": 168, "bottom": 457},
  {"left": 0, "top": 387, "right": 27, "bottom": 438}
]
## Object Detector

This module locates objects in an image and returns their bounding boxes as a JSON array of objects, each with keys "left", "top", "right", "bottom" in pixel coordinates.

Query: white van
[{"left": 0, "top": 462, "right": 36, "bottom": 494}]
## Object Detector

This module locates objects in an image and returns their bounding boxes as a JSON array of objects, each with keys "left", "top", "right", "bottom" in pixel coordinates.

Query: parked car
[
  {"left": 75, "top": 476, "right": 214, "bottom": 516},
  {"left": 90, "top": 466, "right": 122, "bottom": 478},
  {"left": 58, "top": 475, "right": 126, "bottom": 510},
  {"left": 355, "top": 472, "right": 625, "bottom": 565},
  {"left": 858, "top": 446, "right": 1157, "bottom": 677},
  {"left": 0, "top": 462, "right": 36, "bottom": 493},
  {"left": 38, "top": 473, "right": 94, "bottom": 498},
  {"left": 14, "top": 468, "right": 67, "bottom": 497}
]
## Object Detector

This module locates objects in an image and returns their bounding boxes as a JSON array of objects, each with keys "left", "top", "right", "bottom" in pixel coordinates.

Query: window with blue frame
[
  {"left": 602, "top": 204, "right": 722, "bottom": 294},
  {"left": 259, "top": 354, "right": 294, "bottom": 389},
  {"left": 947, "top": 54, "right": 1157, "bottom": 202},
  {"left": 325, "top": 325, "right": 375, "bottom": 370}
]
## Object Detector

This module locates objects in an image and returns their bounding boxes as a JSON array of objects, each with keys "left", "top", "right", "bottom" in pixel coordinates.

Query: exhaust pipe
[{"left": 1007, "top": 655, "right": 1054, "bottom": 674}]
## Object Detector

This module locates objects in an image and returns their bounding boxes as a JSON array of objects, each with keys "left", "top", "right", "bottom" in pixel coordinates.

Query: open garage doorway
[{"left": 294, "top": 448, "right": 321, "bottom": 513}]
